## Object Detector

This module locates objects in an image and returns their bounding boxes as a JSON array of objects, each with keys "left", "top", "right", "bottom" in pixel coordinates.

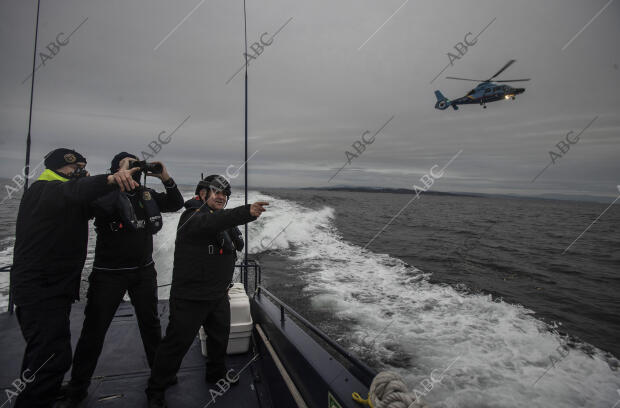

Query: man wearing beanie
[
  {"left": 10, "top": 148, "right": 141, "bottom": 408},
  {"left": 58, "top": 153, "right": 183, "bottom": 408}
]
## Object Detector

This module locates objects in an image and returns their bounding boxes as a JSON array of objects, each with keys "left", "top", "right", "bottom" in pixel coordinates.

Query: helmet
[{"left": 195, "top": 174, "right": 231, "bottom": 197}]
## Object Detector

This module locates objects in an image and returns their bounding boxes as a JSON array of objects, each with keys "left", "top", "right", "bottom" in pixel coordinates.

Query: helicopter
[{"left": 434, "top": 59, "right": 530, "bottom": 110}]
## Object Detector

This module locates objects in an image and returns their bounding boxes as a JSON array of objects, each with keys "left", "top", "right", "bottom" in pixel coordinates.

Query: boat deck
[{"left": 0, "top": 300, "right": 273, "bottom": 407}]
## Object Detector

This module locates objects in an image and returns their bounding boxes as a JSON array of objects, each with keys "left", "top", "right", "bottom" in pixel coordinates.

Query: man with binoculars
[{"left": 58, "top": 152, "right": 184, "bottom": 407}]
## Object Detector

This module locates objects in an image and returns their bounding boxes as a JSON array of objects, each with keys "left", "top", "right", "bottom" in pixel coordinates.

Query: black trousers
[
  {"left": 14, "top": 299, "right": 73, "bottom": 408},
  {"left": 146, "top": 295, "right": 230, "bottom": 398},
  {"left": 67, "top": 264, "right": 162, "bottom": 394}
]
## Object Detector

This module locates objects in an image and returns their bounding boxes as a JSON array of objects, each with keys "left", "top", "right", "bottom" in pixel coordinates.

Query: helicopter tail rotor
[{"left": 434, "top": 90, "right": 451, "bottom": 110}]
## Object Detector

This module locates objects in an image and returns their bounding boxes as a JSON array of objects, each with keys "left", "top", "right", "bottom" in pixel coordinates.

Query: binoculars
[{"left": 130, "top": 160, "right": 163, "bottom": 174}]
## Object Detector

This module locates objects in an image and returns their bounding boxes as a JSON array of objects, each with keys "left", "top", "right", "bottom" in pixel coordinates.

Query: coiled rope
[{"left": 353, "top": 371, "right": 428, "bottom": 408}]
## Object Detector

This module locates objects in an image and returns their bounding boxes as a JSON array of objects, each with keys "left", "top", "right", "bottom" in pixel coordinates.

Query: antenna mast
[{"left": 243, "top": 0, "right": 249, "bottom": 265}]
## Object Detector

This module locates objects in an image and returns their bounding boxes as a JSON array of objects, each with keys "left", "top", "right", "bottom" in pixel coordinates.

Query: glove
[{"left": 231, "top": 227, "right": 244, "bottom": 251}]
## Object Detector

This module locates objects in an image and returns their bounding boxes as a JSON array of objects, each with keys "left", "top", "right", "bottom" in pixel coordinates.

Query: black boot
[
  {"left": 147, "top": 394, "right": 168, "bottom": 408},
  {"left": 55, "top": 388, "right": 87, "bottom": 408}
]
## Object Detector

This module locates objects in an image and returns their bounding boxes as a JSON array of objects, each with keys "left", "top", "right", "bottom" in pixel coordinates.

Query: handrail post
[{"left": 7, "top": 266, "right": 14, "bottom": 314}]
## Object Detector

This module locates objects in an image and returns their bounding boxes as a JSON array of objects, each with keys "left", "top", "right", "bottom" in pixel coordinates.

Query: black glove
[
  {"left": 216, "top": 230, "right": 235, "bottom": 253},
  {"left": 231, "top": 227, "right": 244, "bottom": 251}
]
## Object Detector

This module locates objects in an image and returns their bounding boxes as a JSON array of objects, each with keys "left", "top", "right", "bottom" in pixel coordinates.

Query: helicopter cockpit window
[
  {"left": 466, "top": 90, "right": 475, "bottom": 96},
  {"left": 485, "top": 88, "right": 492, "bottom": 94}
]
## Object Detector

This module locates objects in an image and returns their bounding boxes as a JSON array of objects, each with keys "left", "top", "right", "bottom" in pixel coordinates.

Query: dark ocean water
[{"left": 1, "top": 184, "right": 619, "bottom": 407}]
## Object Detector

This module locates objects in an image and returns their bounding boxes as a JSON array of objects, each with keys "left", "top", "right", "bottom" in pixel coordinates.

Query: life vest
[{"left": 116, "top": 187, "right": 163, "bottom": 234}]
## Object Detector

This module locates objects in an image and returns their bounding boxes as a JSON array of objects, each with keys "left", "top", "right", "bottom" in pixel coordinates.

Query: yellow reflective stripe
[{"left": 37, "top": 169, "right": 69, "bottom": 182}]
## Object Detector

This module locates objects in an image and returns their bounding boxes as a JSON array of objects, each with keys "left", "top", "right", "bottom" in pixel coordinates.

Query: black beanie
[
  {"left": 44, "top": 148, "right": 87, "bottom": 171},
  {"left": 110, "top": 152, "right": 138, "bottom": 173}
]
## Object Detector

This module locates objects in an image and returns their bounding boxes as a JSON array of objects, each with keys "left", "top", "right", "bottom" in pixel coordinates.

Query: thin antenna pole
[
  {"left": 24, "top": 0, "right": 41, "bottom": 192},
  {"left": 243, "top": 0, "right": 249, "bottom": 266},
  {"left": 9, "top": 0, "right": 42, "bottom": 314}
]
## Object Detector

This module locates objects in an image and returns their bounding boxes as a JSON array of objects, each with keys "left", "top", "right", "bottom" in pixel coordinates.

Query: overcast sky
[{"left": 0, "top": 0, "right": 618, "bottom": 199}]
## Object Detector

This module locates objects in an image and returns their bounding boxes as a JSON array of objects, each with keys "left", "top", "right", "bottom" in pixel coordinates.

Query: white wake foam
[{"left": 243, "top": 193, "right": 620, "bottom": 408}]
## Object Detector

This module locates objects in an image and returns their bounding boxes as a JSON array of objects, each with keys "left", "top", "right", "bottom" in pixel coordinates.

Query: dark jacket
[
  {"left": 170, "top": 197, "right": 255, "bottom": 300},
  {"left": 11, "top": 173, "right": 115, "bottom": 307},
  {"left": 91, "top": 178, "right": 183, "bottom": 270}
]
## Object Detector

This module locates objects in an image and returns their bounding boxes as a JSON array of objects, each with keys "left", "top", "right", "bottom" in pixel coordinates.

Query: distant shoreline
[
  {"left": 292, "top": 186, "right": 615, "bottom": 205},
  {"left": 0, "top": 178, "right": 614, "bottom": 204}
]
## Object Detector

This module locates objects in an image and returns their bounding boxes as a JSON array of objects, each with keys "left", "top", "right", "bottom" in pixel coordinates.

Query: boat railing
[
  {"left": 236, "top": 259, "right": 376, "bottom": 385},
  {"left": 234, "top": 259, "right": 261, "bottom": 293}
]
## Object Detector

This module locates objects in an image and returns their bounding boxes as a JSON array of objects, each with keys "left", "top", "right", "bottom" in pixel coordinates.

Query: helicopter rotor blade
[
  {"left": 493, "top": 79, "right": 530, "bottom": 82},
  {"left": 445, "top": 76, "right": 487, "bottom": 82},
  {"left": 487, "top": 59, "right": 516, "bottom": 81}
]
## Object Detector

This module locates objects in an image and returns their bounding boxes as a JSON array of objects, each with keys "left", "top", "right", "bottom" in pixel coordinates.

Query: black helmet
[{"left": 195, "top": 174, "right": 231, "bottom": 197}]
